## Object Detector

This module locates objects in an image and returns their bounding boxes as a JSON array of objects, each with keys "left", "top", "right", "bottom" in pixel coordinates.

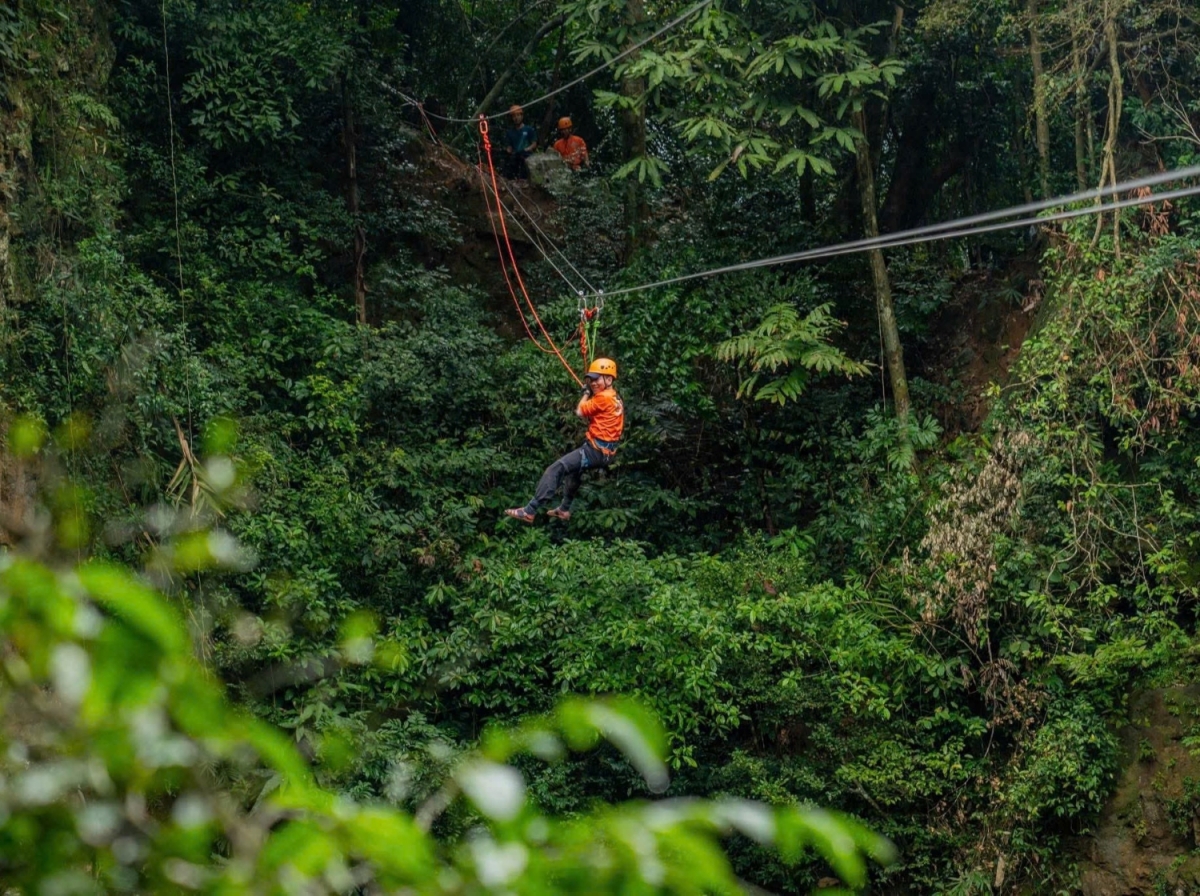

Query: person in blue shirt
[{"left": 503, "top": 105, "right": 538, "bottom": 179}]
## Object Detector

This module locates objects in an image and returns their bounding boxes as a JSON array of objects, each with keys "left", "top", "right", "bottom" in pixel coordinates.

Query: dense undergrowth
[{"left": 5, "top": 0, "right": 1200, "bottom": 891}]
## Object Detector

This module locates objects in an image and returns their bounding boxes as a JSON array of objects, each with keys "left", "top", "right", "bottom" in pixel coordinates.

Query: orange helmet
[
  {"left": 587, "top": 358, "right": 617, "bottom": 378},
  {"left": 558, "top": 116, "right": 573, "bottom": 130}
]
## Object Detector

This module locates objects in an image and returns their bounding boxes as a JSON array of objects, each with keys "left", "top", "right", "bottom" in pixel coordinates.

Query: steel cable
[
  {"left": 590, "top": 166, "right": 1200, "bottom": 299},
  {"left": 485, "top": 177, "right": 584, "bottom": 295},
  {"left": 501, "top": 181, "right": 599, "bottom": 294}
]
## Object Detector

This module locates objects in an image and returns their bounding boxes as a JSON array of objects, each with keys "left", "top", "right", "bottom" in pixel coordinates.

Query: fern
[{"left": 716, "top": 303, "right": 869, "bottom": 404}]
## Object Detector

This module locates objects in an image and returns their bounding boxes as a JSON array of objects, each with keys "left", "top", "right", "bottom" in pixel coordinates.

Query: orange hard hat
[
  {"left": 509, "top": 104, "right": 524, "bottom": 115},
  {"left": 558, "top": 116, "right": 573, "bottom": 130},
  {"left": 586, "top": 358, "right": 617, "bottom": 378}
]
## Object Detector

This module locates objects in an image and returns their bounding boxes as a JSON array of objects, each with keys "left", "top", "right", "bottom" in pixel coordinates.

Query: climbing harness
[
  {"left": 390, "top": 9, "right": 1200, "bottom": 385},
  {"left": 482, "top": 109, "right": 1200, "bottom": 384},
  {"left": 478, "top": 116, "right": 585, "bottom": 386},
  {"left": 377, "top": 0, "right": 1200, "bottom": 311}
]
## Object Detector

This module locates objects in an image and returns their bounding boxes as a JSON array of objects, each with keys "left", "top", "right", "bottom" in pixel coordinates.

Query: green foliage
[
  {"left": 1, "top": 0, "right": 122, "bottom": 303},
  {"left": 570, "top": 0, "right": 902, "bottom": 181},
  {"left": 716, "top": 302, "right": 869, "bottom": 404},
  {"left": 1005, "top": 699, "right": 1119, "bottom": 822},
  {"left": 862, "top": 408, "right": 943, "bottom": 471},
  {"left": 1165, "top": 777, "right": 1200, "bottom": 841},
  {"left": 0, "top": 544, "right": 893, "bottom": 891},
  {"left": 9, "top": 0, "right": 1200, "bottom": 891},
  {"left": 180, "top": 3, "right": 349, "bottom": 149}
]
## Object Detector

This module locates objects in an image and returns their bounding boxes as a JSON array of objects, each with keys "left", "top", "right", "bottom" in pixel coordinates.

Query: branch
[
  {"left": 465, "top": 0, "right": 555, "bottom": 98},
  {"left": 1118, "top": 27, "right": 1197, "bottom": 48},
  {"left": 474, "top": 14, "right": 568, "bottom": 118}
]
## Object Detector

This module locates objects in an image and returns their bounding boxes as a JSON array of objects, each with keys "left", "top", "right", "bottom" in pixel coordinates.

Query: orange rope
[
  {"left": 476, "top": 146, "right": 556, "bottom": 355},
  {"left": 416, "top": 102, "right": 440, "bottom": 145},
  {"left": 479, "top": 117, "right": 584, "bottom": 387}
]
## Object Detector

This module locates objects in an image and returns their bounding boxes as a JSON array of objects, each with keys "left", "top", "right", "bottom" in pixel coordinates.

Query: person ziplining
[
  {"left": 506, "top": 358, "right": 624, "bottom": 523},
  {"left": 477, "top": 112, "right": 618, "bottom": 526}
]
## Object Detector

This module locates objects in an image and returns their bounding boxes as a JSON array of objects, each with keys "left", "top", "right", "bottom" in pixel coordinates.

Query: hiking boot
[
  {"left": 546, "top": 507, "right": 572, "bottom": 522},
  {"left": 504, "top": 508, "right": 536, "bottom": 524}
]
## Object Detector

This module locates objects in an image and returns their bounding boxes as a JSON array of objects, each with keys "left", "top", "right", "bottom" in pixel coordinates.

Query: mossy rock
[{"left": 1078, "top": 685, "right": 1200, "bottom": 895}]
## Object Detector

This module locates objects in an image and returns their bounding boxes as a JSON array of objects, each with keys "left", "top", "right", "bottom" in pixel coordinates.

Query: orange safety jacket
[
  {"left": 579, "top": 387, "right": 624, "bottom": 455},
  {"left": 553, "top": 135, "right": 589, "bottom": 170}
]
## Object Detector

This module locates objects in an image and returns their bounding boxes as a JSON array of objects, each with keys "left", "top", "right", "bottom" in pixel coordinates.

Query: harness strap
[{"left": 587, "top": 436, "right": 620, "bottom": 457}]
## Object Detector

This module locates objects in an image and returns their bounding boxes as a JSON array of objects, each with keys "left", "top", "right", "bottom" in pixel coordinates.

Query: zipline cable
[
  {"left": 503, "top": 197, "right": 584, "bottom": 294},
  {"left": 483, "top": 179, "right": 608, "bottom": 371},
  {"left": 388, "top": 0, "right": 712, "bottom": 125},
  {"left": 805, "top": 181, "right": 1200, "bottom": 261},
  {"left": 480, "top": 174, "right": 586, "bottom": 295},
  {"left": 590, "top": 165, "right": 1200, "bottom": 299}
]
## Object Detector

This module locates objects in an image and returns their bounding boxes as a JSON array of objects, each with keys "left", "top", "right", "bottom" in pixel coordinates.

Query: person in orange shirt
[
  {"left": 552, "top": 117, "right": 589, "bottom": 170},
  {"left": 506, "top": 358, "right": 623, "bottom": 523}
]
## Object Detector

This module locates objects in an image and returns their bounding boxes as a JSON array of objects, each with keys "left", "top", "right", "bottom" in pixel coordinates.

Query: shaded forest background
[{"left": 4, "top": 0, "right": 1200, "bottom": 891}]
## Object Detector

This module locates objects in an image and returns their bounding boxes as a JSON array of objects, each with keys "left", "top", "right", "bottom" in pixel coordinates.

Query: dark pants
[
  {"left": 525, "top": 444, "right": 611, "bottom": 514},
  {"left": 503, "top": 151, "right": 531, "bottom": 179}
]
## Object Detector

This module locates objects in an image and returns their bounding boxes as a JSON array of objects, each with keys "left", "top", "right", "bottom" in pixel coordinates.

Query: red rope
[{"left": 479, "top": 117, "right": 584, "bottom": 387}]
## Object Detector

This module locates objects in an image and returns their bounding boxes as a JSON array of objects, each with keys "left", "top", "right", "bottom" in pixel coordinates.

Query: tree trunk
[
  {"left": 1028, "top": 0, "right": 1051, "bottom": 198},
  {"left": 1100, "top": 8, "right": 1123, "bottom": 186},
  {"left": 1086, "top": 83, "right": 1097, "bottom": 171},
  {"left": 1012, "top": 90, "right": 1035, "bottom": 205},
  {"left": 465, "top": 1, "right": 551, "bottom": 112},
  {"left": 474, "top": 14, "right": 567, "bottom": 118},
  {"left": 343, "top": 76, "right": 367, "bottom": 327},
  {"left": 539, "top": 23, "right": 568, "bottom": 145},
  {"left": 878, "top": 77, "right": 973, "bottom": 232},
  {"left": 1096, "top": 3, "right": 1124, "bottom": 255},
  {"left": 853, "top": 107, "right": 910, "bottom": 429},
  {"left": 1072, "top": 17, "right": 1089, "bottom": 190},
  {"left": 619, "top": 0, "right": 650, "bottom": 259},
  {"left": 800, "top": 166, "right": 816, "bottom": 222}
]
